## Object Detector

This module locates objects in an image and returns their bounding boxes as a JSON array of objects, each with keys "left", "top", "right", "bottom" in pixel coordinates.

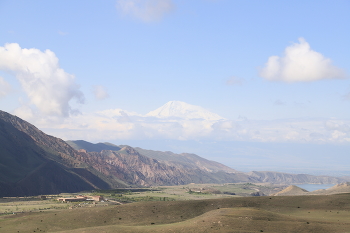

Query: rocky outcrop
[
  {"left": 134, "top": 147, "right": 238, "bottom": 174},
  {"left": 67, "top": 140, "right": 238, "bottom": 174},
  {"left": 75, "top": 147, "right": 249, "bottom": 186}
]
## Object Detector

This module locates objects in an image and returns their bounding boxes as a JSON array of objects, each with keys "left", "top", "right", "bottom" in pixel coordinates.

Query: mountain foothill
[{"left": 0, "top": 110, "right": 348, "bottom": 197}]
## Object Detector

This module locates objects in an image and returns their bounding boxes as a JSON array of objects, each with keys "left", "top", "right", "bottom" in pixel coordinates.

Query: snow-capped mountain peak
[{"left": 146, "top": 101, "right": 225, "bottom": 121}]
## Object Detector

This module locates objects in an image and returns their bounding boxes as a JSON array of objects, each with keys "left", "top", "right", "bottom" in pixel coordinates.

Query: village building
[{"left": 57, "top": 195, "right": 104, "bottom": 202}]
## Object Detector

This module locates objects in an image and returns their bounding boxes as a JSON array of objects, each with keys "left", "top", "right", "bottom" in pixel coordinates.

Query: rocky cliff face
[
  {"left": 75, "top": 147, "right": 248, "bottom": 186},
  {"left": 67, "top": 140, "right": 238, "bottom": 174},
  {"left": 133, "top": 147, "right": 238, "bottom": 174}
]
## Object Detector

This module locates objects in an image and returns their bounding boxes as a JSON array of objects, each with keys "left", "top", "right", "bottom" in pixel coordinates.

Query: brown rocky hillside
[{"left": 0, "top": 110, "right": 112, "bottom": 197}]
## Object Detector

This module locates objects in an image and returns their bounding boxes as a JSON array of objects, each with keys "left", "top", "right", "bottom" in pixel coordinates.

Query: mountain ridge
[
  {"left": 67, "top": 140, "right": 238, "bottom": 174},
  {"left": 67, "top": 140, "right": 349, "bottom": 186},
  {"left": 1, "top": 110, "right": 349, "bottom": 197},
  {"left": 0, "top": 110, "right": 113, "bottom": 197}
]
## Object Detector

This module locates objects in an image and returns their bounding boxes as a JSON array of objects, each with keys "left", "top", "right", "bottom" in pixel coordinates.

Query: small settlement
[{"left": 57, "top": 195, "right": 104, "bottom": 202}]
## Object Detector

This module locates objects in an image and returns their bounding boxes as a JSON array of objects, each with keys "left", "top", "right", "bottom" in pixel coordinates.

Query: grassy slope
[{"left": 1, "top": 194, "right": 350, "bottom": 233}]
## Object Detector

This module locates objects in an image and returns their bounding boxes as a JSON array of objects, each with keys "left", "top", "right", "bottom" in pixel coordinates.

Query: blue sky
[{"left": 0, "top": 0, "right": 349, "bottom": 174}]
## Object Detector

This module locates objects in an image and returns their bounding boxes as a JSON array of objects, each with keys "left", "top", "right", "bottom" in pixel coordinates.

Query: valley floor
[{"left": 1, "top": 193, "right": 350, "bottom": 233}]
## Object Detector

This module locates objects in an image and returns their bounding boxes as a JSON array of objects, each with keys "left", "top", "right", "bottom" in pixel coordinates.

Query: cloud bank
[
  {"left": 21, "top": 101, "right": 348, "bottom": 144},
  {"left": 0, "top": 43, "right": 84, "bottom": 118},
  {"left": 39, "top": 109, "right": 350, "bottom": 144},
  {"left": 260, "top": 38, "right": 346, "bottom": 82},
  {"left": 116, "top": 0, "right": 175, "bottom": 22}
]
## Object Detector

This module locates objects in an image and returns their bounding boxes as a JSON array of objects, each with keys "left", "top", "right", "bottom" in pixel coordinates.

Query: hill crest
[{"left": 272, "top": 185, "right": 309, "bottom": 196}]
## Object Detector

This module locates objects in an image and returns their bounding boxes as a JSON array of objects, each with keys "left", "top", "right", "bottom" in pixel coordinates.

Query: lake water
[{"left": 295, "top": 184, "right": 336, "bottom": 192}]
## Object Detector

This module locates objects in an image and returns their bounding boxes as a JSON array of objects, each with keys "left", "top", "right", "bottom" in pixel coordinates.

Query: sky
[{"left": 0, "top": 0, "right": 349, "bottom": 175}]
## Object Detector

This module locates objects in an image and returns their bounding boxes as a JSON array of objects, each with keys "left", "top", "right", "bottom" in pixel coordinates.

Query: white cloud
[
  {"left": 116, "top": 0, "right": 175, "bottom": 22},
  {"left": 37, "top": 105, "right": 350, "bottom": 144},
  {"left": 0, "top": 43, "right": 84, "bottom": 118},
  {"left": 13, "top": 104, "right": 35, "bottom": 121},
  {"left": 331, "top": 130, "right": 346, "bottom": 140},
  {"left": 325, "top": 120, "right": 350, "bottom": 133},
  {"left": 0, "top": 76, "right": 11, "bottom": 98},
  {"left": 259, "top": 38, "right": 346, "bottom": 82},
  {"left": 15, "top": 100, "right": 346, "bottom": 144},
  {"left": 96, "top": 108, "right": 141, "bottom": 117},
  {"left": 93, "top": 85, "right": 109, "bottom": 100}
]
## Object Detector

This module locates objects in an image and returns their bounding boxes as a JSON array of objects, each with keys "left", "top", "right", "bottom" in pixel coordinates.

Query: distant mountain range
[{"left": 0, "top": 109, "right": 349, "bottom": 197}]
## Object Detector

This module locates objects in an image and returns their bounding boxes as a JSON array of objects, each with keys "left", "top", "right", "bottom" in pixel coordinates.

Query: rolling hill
[
  {"left": 1, "top": 194, "right": 350, "bottom": 232},
  {"left": 272, "top": 182, "right": 350, "bottom": 196},
  {"left": 272, "top": 185, "right": 309, "bottom": 196}
]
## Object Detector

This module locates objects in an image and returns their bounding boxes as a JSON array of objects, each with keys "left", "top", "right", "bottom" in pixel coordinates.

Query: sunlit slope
[
  {"left": 1, "top": 194, "right": 350, "bottom": 233},
  {"left": 311, "top": 182, "right": 350, "bottom": 195},
  {"left": 272, "top": 185, "right": 309, "bottom": 196},
  {"left": 273, "top": 182, "right": 350, "bottom": 196}
]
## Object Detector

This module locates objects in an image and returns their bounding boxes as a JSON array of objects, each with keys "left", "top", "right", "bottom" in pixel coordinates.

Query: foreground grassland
[{"left": 1, "top": 192, "right": 350, "bottom": 232}]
